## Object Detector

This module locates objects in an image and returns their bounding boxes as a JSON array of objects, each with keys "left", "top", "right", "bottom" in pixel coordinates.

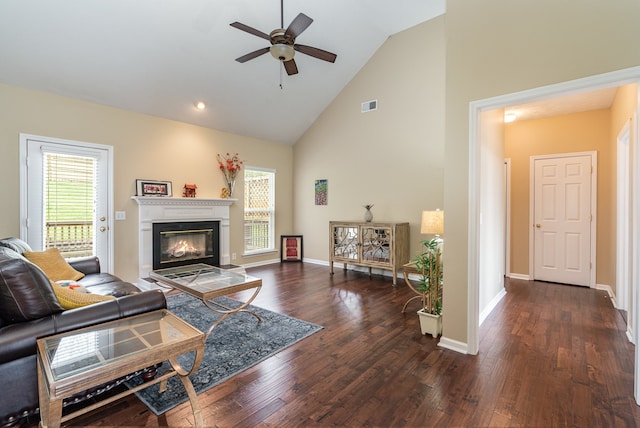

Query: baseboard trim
[
  {"left": 242, "top": 258, "right": 280, "bottom": 269},
  {"left": 595, "top": 283, "right": 617, "bottom": 309},
  {"left": 319, "top": 262, "right": 403, "bottom": 283},
  {"left": 302, "top": 258, "right": 329, "bottom": 267},
  {"left": 438, "top": 336, "right": 469, "bottom": 354},
  {"left": 508, "top": 273, "right": 530, "bottom": 280},
  {"left": 479, "top": 287, "right": 507, "bottom": 326}
]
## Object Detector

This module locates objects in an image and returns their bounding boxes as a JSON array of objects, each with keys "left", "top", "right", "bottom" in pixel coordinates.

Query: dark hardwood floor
[{"left": 44, "top": 263, "right": 640, "bottom": 427}]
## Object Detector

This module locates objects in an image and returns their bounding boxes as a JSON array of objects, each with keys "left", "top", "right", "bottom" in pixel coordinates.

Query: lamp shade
[{"left": 421, "top": 210, "right": 444, "bottom": 235}]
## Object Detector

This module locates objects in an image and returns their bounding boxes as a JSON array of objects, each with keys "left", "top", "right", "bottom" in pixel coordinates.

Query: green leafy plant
[{"left": 413, "top": 238, "right": 443, "bottom": 315}]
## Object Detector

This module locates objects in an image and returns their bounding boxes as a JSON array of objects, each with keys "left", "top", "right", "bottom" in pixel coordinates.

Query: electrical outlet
[{"left": 232, "top": 252, "right": 237, "bottom": 260}]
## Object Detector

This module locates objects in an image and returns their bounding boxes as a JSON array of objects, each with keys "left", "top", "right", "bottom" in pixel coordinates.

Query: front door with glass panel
[{"left": 21, "top": 135, "right": 112, "bottom": 270}]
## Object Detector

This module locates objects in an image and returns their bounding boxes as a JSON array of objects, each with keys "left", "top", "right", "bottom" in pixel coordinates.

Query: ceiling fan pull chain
[{"left": 280, "top": 65, "right": 284, "bottom": 90}]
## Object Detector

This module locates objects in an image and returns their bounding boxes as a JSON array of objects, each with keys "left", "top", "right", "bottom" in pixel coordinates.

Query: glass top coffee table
[
  {"left": 150, "top": 263, "right": 263, "bottom": 336},
  {"left": 37, "top": 310, "right": 205, "bottom": 428}
]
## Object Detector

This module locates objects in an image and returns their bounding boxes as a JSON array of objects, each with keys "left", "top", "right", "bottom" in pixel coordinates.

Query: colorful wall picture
[
  {"left": 281, "top": 235, "right": 303, "bottom": 262},
  {"left": 315, "top": 179, "right": 328, "bottom": 205}
]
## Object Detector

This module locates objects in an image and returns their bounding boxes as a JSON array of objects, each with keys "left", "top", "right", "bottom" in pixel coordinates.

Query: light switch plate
[{"left": 115, "top": 211, "right": 126, "bottom": 221}]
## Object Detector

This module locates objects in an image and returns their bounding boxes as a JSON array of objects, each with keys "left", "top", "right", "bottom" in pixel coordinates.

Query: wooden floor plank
[{"left": 25, "top": 264, "right": 640, "bottom": 427}]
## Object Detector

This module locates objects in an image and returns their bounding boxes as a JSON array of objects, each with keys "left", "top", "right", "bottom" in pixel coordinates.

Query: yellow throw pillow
[
  {"left": 23, "top": 248, "right": 85, "bottom": 281},
  {"left": 50, "top": 281, "right": 115, "bottom": 309}
]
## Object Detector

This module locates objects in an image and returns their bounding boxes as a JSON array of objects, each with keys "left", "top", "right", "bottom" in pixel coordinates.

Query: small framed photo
[
  {"left": 136, "top": 179, "right": 173, "bottom": 197},
  {"left": 281, "top": 235, "right": 303, "bottom": 262}
]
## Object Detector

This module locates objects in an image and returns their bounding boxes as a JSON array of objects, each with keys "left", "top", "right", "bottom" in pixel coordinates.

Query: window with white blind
[
  {"left": 243, "top": 167, "right": 275, "bottom": 255},
  {"left": 44, "top": 152, "right": 97, "bottom": 258}
]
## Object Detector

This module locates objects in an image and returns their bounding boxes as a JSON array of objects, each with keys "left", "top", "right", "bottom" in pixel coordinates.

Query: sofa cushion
[
  {"left": 23, "top": 248, "right": 85, "bottom": 282},
  {"left": 0, "top": 237, "right": 33, "bottom": 254},
  {"left": 0, "top": 258, "right": 64, "bottom": 323}
]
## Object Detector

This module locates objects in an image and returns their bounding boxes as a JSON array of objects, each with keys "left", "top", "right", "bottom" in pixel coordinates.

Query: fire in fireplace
[{"left": 152, "top": 221, "right": 220, "bottom": 270}]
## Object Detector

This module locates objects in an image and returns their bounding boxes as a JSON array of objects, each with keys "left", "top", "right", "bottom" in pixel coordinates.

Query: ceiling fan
[{"left": 230, "top": 0, "right": 337, "bottom": 76}]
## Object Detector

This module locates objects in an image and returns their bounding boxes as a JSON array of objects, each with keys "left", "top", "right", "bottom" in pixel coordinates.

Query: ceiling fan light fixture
[{"left": 270, "top": 44, "right": 294, "bottom": 61}]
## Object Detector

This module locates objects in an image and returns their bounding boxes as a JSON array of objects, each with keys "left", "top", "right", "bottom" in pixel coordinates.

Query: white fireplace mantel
[{"left": 132, "top": 196, "right": 236, "bottom": 287}]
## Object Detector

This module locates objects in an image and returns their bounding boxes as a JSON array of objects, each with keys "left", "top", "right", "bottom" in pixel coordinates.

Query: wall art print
[{"left": 314, "top": 179, "right": 328, "bottom": 205}]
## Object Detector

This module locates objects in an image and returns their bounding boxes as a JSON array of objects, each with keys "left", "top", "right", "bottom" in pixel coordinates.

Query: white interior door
[
  {"left": 20, "top": 134, "right": 113, "bottom": 271},
  {"left": 532, "top": 153, "right": 594, "bottom": 286}
]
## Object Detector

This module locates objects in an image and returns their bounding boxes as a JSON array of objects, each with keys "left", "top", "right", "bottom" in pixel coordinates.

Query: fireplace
[
  {"left": 152, "top": 221, "right": 220, "bottom": 270},
  {"left": 132, "top": 196, "right": 234, "bottom": 290}
]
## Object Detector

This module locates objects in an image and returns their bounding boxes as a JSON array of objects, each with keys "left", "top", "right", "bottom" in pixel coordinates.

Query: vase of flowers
[{"left": 217, "top": 152, "right": 243, "bottom": 198}]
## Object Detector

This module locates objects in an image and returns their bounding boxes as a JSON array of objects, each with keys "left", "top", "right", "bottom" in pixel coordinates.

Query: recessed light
[
  {"left": 504, "top": 112, "right": 517, "bottom": 123},
  {"left": 195, "top": 101, "right": 206, "bottom": 110}
]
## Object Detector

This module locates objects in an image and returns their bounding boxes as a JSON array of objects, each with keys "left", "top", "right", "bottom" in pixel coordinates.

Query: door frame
[
  {"left": 19, "top": 133, "right": 115, "bottom": 272},
  {"left": 504, "top": 158, "right": 511, "bottom": 278},
  {"left": 617, "top": 120, "right": 632, "bottom": 330},
  {"left": 467, "top": 66, "right": 640, "bottom": 358},
  {"left": 528, "top": 151, "right": 597, "bottom": 287},
  {"left": 469, "top": 66, "right": 640, "bottom": 403}
]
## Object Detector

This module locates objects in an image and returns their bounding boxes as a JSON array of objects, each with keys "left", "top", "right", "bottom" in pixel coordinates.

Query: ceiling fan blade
[
  {"left": 235, "top": 47, "right": 270, "bottom": 63},
  {"left": 294, "top": 44, "right": 337, "bottom": 63},
  {"left": 285, "top": 13, "right": 313, "bottom": 39},
  {"left": 230, "top": 22, "right": 270, "bottom": 40},
  {"left": 283, "top": 59, "right": 299, "bottom": 76}
]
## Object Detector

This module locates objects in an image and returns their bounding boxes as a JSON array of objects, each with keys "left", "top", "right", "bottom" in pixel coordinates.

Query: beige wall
[
  {"left": 505, "top": 109, "right": 613, "bottom": 286},
  {"left": 609, "top": 83, "right": 639, "bottom": 311},
  {"left": 479, "top": 109, "right": 505, "bottom": 314},
  {"left": 0, "top": 83, "right": 293, "bottom": 282},
  {"left": 293, "top": 16, "right": 446, "bottom": 264},
  {"left": 445, "top": 0, "right": 640, "bottom": 345}
]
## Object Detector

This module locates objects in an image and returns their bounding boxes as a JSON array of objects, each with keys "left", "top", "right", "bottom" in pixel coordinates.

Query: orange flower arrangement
[{"left": 217, "top": 152, "right": 243, "bottom": 196}]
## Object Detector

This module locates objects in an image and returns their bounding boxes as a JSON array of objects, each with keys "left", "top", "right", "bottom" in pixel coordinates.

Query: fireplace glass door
[{"left": 153, "top": 221, "right": 220, "bottom": 270}]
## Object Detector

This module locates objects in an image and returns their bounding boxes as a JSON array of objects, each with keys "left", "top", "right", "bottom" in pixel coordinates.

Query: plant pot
[{"left": 417, "top": 309, "right": 442, "bottom": 338}]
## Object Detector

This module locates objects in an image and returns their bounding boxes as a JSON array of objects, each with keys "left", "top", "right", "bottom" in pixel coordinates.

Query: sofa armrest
[
  {"left": 0, "top": 290, "right": 167, "bottom": 364},
  {"left": 69, "top": 256, "right": 102, "bottom": 275}
]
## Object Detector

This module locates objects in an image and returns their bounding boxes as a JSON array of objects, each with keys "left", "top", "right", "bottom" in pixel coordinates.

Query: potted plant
[{"left": 414, "top": 238, "right": 443, "bottom": 337}]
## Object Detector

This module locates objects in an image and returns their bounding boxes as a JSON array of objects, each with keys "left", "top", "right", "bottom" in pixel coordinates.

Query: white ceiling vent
[{"left": 361, "top": 99, "right": 378, "bottom": 113}]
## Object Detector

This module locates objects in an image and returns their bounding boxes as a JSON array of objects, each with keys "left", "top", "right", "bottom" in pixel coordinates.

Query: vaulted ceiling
[{"left": 0, "top": 0, "right": 446, "bottom": 144}]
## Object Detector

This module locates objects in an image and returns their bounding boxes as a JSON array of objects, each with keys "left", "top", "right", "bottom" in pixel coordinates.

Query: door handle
[
  {"left": 535, "top": 224, "right": 541, "bottom": 228},
  {"left": 100, "top": 226, "right": 107, "bottom": 232}
]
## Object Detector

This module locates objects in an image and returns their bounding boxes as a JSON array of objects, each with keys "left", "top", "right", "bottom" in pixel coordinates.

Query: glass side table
[{"left": 37, "top": 310, "right": 205, "bottom": 428}]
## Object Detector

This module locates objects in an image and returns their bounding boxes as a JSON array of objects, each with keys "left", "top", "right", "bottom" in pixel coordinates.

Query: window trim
[{"left": 243, "top": 166, "right": 276, "bottom": 256}]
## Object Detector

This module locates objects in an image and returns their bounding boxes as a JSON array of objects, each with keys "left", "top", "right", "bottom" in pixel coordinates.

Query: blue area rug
[{"left": 126, "top": 292, "right": 323, "bottom": 415}]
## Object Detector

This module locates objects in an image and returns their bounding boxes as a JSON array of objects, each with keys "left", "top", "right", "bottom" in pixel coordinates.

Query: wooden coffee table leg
[{"left": 38, "top": 360, "right": 62, "bottom": 428}]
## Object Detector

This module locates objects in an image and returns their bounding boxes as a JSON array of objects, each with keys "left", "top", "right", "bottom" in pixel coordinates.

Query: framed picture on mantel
[
  {"left": 281, "top": 235, "right": 303, "bottom": 262},
  {"left": 136, "top": 179, "right": 173, "bottom": 197}
]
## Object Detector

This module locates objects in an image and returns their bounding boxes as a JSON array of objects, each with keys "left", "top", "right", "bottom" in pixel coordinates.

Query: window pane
[
  {"left": 44, "top": 152, "right": 96, "bottom": 258},
  {"left": 244, "top": 168, "right": 275, "bottom": 253}
]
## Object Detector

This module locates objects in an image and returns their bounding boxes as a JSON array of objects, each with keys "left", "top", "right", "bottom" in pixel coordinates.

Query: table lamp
[{"left": 421, "top": 209, "right": 444, "bottom": 242}]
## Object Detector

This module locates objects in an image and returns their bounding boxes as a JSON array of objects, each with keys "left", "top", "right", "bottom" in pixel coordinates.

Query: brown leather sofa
[{"left": 0, "top": 238, "right": 167, "bottom": 427}]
